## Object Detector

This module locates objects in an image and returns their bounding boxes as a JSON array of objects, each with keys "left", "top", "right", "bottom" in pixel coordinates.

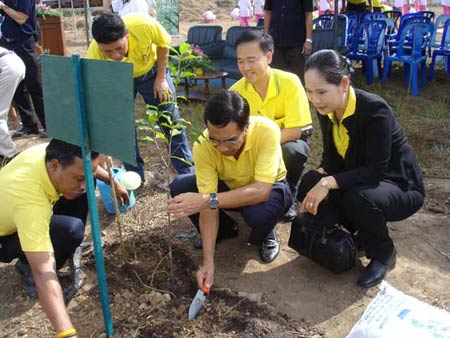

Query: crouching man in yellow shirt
[
  {"left": 0, "top": 139, "right": 128, "bottom": 338},
  {"left": 168, "top": 91, "right": 292, "bottom": 290},
  {"left": 230, "top": 30, "right": 312, "bottom": 221}
]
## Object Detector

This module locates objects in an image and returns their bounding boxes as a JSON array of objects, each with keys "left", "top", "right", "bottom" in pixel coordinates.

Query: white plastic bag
[{"left": 346, "top": 282, "right": 450, "bottom": 338}]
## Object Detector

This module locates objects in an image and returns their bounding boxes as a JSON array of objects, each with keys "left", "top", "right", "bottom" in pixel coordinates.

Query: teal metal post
[{"left": 71, "top": 54, "right": 114, "bottom": 336}]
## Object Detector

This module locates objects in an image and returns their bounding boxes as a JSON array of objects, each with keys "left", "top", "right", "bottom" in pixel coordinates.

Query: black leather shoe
[
  {"left": 357, "top": 249, "right": 397, "bottom": 288},
  {"left": 12, "top": 127, "right": 39, "bottom": 138},
  {"left": 259, "top": 231, "right": 280, "bottom": 263}
]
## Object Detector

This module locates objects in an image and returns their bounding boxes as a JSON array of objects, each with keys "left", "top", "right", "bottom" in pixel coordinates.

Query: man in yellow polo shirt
[
  {"left": 230, "top": 30, "right": 312, "bottom": 221},
  {"left": 168, "top": 91, "right": 292, "bottom": 289},
  {"left": 0, "top": 139, "right": 128, "bottom": 337},
  {"left": 87, "top": 13, "right": 193, "bottom": 181}
]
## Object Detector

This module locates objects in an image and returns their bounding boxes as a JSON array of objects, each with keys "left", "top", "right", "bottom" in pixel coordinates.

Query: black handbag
[{"left": 288, "top": 215, "right": 357, "bottom": 273}]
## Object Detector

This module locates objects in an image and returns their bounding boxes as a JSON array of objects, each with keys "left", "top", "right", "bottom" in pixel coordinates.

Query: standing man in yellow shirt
[
  {"left": 87, "top": 13, "right": 193, "bottom": 181},
  {"left": 168, "top": 91, "right": 292, "bottom": 289},
  {"left": 230, "top": 30, "right": 312, "bottom": 221}
]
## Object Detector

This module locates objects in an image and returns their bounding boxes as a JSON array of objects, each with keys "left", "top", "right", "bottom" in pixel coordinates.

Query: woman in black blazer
[{"left": 297, "top": 50, "right": 425, "bottom": 288}]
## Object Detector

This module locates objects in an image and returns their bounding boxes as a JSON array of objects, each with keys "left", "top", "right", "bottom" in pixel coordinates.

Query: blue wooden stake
[{"left": 72, "top": 54, "right": 114, "bottom": 336}]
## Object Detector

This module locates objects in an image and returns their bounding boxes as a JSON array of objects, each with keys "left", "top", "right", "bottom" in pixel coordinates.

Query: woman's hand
[{"left": 300, "top": 183, "right": 330, "bottom": 215}]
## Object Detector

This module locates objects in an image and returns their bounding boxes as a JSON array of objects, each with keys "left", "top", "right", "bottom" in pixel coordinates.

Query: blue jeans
[
  {"left": 169, "top": 174, "right": 293, "bottom": 245},
  {"left": 124, "top": 66, "right": 194, "bottom": 179}
]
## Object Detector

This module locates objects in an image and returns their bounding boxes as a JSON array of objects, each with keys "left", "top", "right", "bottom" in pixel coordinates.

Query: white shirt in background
[
  {"left": 111, "top": 0, "right": 149, "bottom": 17},
  {"left": 238, "top": 0, "right": 252, "bottom": 17},
  {"left": 253, "top": 0, "right": 264, "bottom": 15}
]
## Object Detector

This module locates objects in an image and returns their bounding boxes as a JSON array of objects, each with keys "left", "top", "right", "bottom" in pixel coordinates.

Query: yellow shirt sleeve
[
  {"left": 144, "top": 18, "right": 171, "bottom": 48},
  {"left": 253, "top": 121, "right": 283, "bottom": 183},
  {"left": 193, "top": 140, "right": 219, "bottom": 194},
  {"left": 283, "top": 75, "right": 312, "bottom": 129},
  {"left": 13, "top": 204, "right": 53, "bottom": 253},
  {"left": 86, "top": 40, "right": 104, "bottom": 60}
]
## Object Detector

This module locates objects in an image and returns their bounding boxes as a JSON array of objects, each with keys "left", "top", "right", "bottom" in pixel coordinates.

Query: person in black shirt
[
  {"left": 298, "top": 50, "right": 424, "bottom": 288},
  {"left": 0, "top": 0, "right": 46, "bottom": 137},
  {"left": 264, "top": 0, "right": 313, "bottom": 82}
]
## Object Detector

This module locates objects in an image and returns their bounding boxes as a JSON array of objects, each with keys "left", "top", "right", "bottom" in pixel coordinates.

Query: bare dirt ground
[{"left": 1, "top": 3, "right": 450, "bottom": 338}]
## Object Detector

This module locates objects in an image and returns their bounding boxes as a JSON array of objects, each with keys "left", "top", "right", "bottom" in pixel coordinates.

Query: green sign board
[{"left": 41, "top": 55, "right": 136, "bottom": 165}]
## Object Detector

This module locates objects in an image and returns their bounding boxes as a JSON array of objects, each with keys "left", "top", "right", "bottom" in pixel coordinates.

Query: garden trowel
[{"left": 188, "top": 284, "right": 210, "bottom": 320}]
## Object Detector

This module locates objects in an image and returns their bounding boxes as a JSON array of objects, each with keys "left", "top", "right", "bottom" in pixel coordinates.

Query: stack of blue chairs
[
  {"left": 382, "top": 22, "right": 434, "bottom": 96},
  {"left": 429, "top": 19, "right": 450, "bottom": 80}
]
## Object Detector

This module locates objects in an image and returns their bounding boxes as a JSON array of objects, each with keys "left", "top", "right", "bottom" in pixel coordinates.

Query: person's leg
[
  {"left": 282, "top": 139, "right": 310, "bottom": 199},
  {"left": 281, "top": 139, "right": 310, "bottom": 220},
  {"left": 340, "top": 182, "right": 424, "bottom": 264},
  {"left": 169, "top": 174, "right": 237, "bottom": 239},
  {"left": 136, "top": 67, "right": 194, "bottom": 175},
  {"left": 0, "top": 52, "right": 25, "bottom": 157},
  {"left": 242, "top": 181, "right": 292, "bottom": 245},
  {"left": 16, "top": 37, "right": 46, "bottom": 130},
  {"left": 271, "top": 46, "right": 288, "bottom": 71},
  {"left": 0, "top": 232, "right": 21, "bottom": 263},
  {"left": 50, "top": 215, "right": 85, "bottom": 270},
  {"left": 242, "top": 180, "right": 292, "bottom": 262},
  {"left": 0, "top": 40, "right": 39, "bottom": 133},
  {"left": 285, "top": 46, "right": 306, "bottom": 82},
  {"left": 53, "top": 194, "right": 89, "bottom": 226}
]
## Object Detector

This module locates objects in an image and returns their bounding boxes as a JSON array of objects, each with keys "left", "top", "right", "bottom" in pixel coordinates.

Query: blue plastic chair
[
  {"left": 382, "top": 22, "right": 434, "bottom": 96},
  {"left": 430, "top": 14, "right": 450, "bottom": 51},
  {"left": 389, "top": 15, "right": 432, "bottom": 55},
  {"left": 429, "top": 19, "right": 450, "bottom": 80},
  {"left": 313, "top": 14, "right": 334, "bottom": 29},
  {"left": 337, "top": 14, "right": 350, "bottom": 53},
  {"left": 416, "top": 10, "right": 435, "bottom": 24},
  {"left": 361, "top": 12, "right": 386, "bottom": 23},
  {"left": 347, "top": 20, "right": 387, "bottom": 84},
  {"left": 384, "top": 10, "right": 402, "bottom": 30}
]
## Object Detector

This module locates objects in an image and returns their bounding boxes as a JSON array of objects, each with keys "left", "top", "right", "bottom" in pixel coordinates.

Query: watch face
[{"left": 209, "top": 194, "right": 218, "bottom": 209}]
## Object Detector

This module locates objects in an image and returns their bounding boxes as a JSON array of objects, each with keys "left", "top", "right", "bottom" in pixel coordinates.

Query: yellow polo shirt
[
  {"left": 328, "top": 86, "right": 356, "bottom": 158},
  {"left": 348, "top": 0, "right": 367, "bottom": 4},
  {"left": 86, "top": 14, "right": 171, "bottom": 78},
  {"left": 0, "top": 143, "right": 60, "bottom": 252},
  {"left": 230, "top": 68, "right": 312, "bottom": 129},
  {"left": 194, "top": 116, "right": 286, "bottom": 194}
]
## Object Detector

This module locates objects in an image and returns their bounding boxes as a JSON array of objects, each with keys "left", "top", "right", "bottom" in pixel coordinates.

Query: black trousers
[
  {"left": 0, "top": 194, "right": 88, "bottom": 269},
  {"left": 0, "top": 36, "right": 46, "bottom": 130},
  {"left": 281, "top": 138, "right": 310, "bottom": 197},
  {"left": 169, "top": 174, "right": 292, "bottom": 245},
  {"left": 272, "top": 45, "right": 306, "bottom": 83},
  {"left": 297, "top": 170, "right": 424, "bottom": 264}
]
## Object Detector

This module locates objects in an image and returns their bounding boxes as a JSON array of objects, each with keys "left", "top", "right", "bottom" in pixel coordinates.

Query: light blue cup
[{"left": 97, "top": 168, "right": 136, "bottom": 214}]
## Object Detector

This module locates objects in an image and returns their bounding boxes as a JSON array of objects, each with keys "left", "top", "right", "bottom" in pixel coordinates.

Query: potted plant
[
  {"left": 169, "top": 42, "right": 216, "bottom": 85},
  {"left": 36, "top": 2, "right": 67, "bottom": 56}
]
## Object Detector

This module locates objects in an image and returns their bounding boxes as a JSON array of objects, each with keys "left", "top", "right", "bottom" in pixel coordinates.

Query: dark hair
[
  {"left": 235, "top": 30, "right": 274, "bottom": 54},
  {"left": 305, "top": 49, "right": 354, "bottom": 85},
  {"left": 45, "top": 139, "right": 99, "bottom": 168},
  {"left": 92, "top": 13, "right": 126, "bottom": 44},
  {"left": 204, "top": 91, "right": 250, "bottom": 130}
]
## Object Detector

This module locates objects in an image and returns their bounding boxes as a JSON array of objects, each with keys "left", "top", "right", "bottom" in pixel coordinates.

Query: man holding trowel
[{"left": 168, "top": 91, "right": 292, "bottom": 291}]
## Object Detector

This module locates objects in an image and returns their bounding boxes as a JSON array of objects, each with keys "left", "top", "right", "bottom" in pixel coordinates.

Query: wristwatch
[
  {"left": 208, "top": 193, "right": 219, "bottom": 209},
  {"left": 320, "top": 178, "right": 330, "bottom": 189},
  {"left": 305, "top": 38, "right": 313, "bottom": 44}
]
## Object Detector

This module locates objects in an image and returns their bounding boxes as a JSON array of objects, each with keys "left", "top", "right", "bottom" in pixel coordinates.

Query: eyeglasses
[{"left": 207, "top": 131, "right": 244, "bottom": 146}]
